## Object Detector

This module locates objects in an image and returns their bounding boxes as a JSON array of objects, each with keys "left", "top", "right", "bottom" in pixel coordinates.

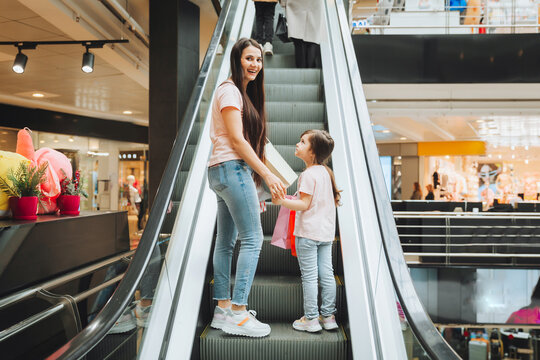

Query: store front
[{"left": 0, "top": 127, "right": 148, "bottom": 217}]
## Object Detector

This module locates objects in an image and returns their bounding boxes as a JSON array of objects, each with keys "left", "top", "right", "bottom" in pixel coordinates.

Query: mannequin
[{"left": 127, "top": 175, "right": 141, "bottom": 215}]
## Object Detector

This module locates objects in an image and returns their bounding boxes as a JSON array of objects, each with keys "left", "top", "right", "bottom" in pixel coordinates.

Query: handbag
[
  {"left": 275, "top": 13, "right": 291, "bottom": 43},
  {"left": 271, "top": 195, "right": 296, "bottom": 250}
]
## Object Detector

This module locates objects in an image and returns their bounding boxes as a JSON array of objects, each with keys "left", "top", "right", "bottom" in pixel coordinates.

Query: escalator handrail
[
  {"left": 46, "top": 1, "right": 233, "bottom": 358},
  {"left": 332, "top": 0, "right": 461, "bottom": 358}
]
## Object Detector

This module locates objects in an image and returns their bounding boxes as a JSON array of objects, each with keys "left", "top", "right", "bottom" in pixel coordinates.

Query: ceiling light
[
  {"left": 511, "top": 145, "right": 515, "bottom": 150},
  {"left": 371, "top": 122, "right": 374, "bottom": 126},
  {"left": 39, "top": 140, "right": 45, "bottom": 144},
  {"left": 400, "top": 137, "right": 407, "bottom": 140},
  {"left": 445, "top": 155, "right": 450, "bottom": 159},
  {"left": 525, "top": 159, "right": 529, "bottom": 164},
  {"left": 382, "top": 130, "right": 390, "bottom": 133},
  {"left": 397, "top": 156, "right": 402, "bottom": 160},
  {"left": 53, "top": 136, "right": 59, "bottom": 143},
  {"left": 370, "top": 100, "right": 377, "bottom": 103},
  {"left": 68, "top": 136, "right": 74, "bottom": 142},
  {"left": 123, "top": 110, "right": 133, "bottom": 115},
  {"left": 512, "top": 154, "right": 515, "bottom": 159},
  {"left": 498, "top": 154, "right": 502, "bottom": 159},
  {"left": 82, "top": 50, "right": 94, "bottom": 73},
  {"left": 476, "top": 119, "right": 484, "bottom": 123},
  {"left": 525, "top": 145, "right": 529, "bottom": 150},
  {"left": 488, "top": 154, "right": 492, "bottom": 158},
  {"left": 1, "top": 131, "right": 8, "bottom": 135},
  {"left": 32, "top": 93, "right": 44, "bottom": 98},
  {"left": 12, "top": 51, "right": 28, "bottom": 74}
]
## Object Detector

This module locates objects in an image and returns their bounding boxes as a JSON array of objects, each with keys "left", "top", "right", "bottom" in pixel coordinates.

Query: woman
[
  {"left": 280, "top": 0, "right": 323, "bottom": 68},
  {"left": 506, "top": 277, "right": 540, "bottom": 324},
  {"left": 410, "top": 182, "right": 422, "bottom": 200},
  {"left": 207, "top": 38, "right": 286, "bottom": 337},
  {"left": 425, "top": 184, "right": 435, "bottom": 200}
]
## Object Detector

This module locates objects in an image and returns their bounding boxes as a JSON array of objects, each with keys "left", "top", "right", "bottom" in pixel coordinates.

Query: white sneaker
[
  {"left": 222, "top": 309, "right": 271, "bottom": 337},
  {"left": 319, "top": 315, "right": 339, "bottom": 330},
  {"left": 108, "top": 311, "right": 137, "bottom": 334},
  {"left": 293, "top": 316, "right": 322, "bottom": 332},
  {"left": 263, "top": 42, "right": 273, "bottom": 56},
  {"left": 210, "top": 305, "right": 232, "bottom": 329}
]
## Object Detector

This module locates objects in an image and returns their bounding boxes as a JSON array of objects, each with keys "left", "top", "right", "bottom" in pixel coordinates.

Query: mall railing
[
  {"left": 395, "top": 211, "right": 540, "bottom": 266},
  {"left": 328, "top": 0, "right": 460, "bottom": 358},
  {"left": 45, "top": 0, "right": 236, "bottom": 358},
  {"left": 350, "top": 4, "right": 540, "bottom": 34},
  {"left": 0, "top": 250, "right": 134, "bottom": 343}
]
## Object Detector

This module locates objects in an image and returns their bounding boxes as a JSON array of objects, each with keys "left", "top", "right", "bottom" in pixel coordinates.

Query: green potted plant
[
  {"left": 57, "top": 170, "right": 88, "bottom": 215},
  {"left": 0, "top": 162, "right": 48, "bottom": 220}
]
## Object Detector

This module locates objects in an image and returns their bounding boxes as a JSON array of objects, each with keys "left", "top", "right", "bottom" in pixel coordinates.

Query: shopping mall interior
[{"left": 0, "top": 0, "right": 539, "bottom": 359}]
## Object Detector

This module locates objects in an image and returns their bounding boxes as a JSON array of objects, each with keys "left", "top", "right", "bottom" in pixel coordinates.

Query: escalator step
[
  {"left": 265, "top": 84, "right": 322, "bottom": 102},
  {"left": 267, "top": 122, "right": 326, "bottom": 146},
  {"left": 264, "top": 69, "right": 321, "bottom": 84},
  {"left": 208, "top": 275, "right": 344, "bottom": 322},
  {"left": 263, "top": 54, "right": 296, "bottom": 68},
  {"left": 200, "top": 322, "right": 347, "bottom": 360},
  {"left": 231, "top": 234, "right": 338, "bottom": 276},
  {"left": 267, "top": 102, "right": 325, "bottom": 123}
]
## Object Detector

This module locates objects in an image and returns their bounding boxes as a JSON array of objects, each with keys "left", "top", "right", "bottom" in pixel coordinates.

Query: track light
[
  {"left": 82, "top": 49, "right": 94, "bottom": 73},
  {"left": 12, "top": 51, "right": 28, "bottom": 74},
  {"left": 1, "top": 40, "right": 128, "bottom": 74}
]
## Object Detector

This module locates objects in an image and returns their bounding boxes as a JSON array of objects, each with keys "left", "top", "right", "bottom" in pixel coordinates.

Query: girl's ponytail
[{"left": 324, "top": 164, "right": 342, "bottom": 206}]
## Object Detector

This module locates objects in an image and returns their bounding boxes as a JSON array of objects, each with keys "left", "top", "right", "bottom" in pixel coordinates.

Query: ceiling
[{"left": 1, "top": 0, "right": 539, "bottom": 150}]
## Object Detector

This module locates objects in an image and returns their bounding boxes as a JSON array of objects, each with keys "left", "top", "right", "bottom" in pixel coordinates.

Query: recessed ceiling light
[
  {"left": 445, "top": 155, "right": 450, "bottom": 159},
  {"left": 400, "top": 137, "right": 407, "bottom": 140},
  {"left": 123, "top": 110, "right": 133, "bottom": 115},
  {"left": 371, "top": 122, "right": 375, "bottom": 126},
  {"left": 39, "top": 140, "right": 45, "bottom": 144},
  {"left": 382, "top": 130, "right": 390, "bottom": 133},
  {"left": 53, "top": 136, "right": 59, "bottom": 143},
  {"left": 68, "top": 136, "right": 74, "bottom": 142},
  {"left": 476, "top": 119, "right": 484, "bottom": 123},
  {"left": 488, "top": 154, "right": 492, "bottom": 158},
  {"left": 1, "top": 131, "right": 8, "bottom": 135},
  {"left": 370, "top": 100, "right": 377, "bottom": 103},
  {"left": 525, "top": 159, "right": 529, "bottom": 164},
  {"left": 32, "top": 93, "right": 44, "bottom": 98},
  {"left": 498, "top": 154, "right": 502, "bottom": 159},
  {"left": 512, "top": 154, "right": 515, "bottom": 159}
]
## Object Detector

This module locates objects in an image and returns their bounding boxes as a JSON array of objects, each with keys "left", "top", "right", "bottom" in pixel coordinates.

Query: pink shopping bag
[{"left": 271, "top": 195, "right": 296, "bottom": 249}]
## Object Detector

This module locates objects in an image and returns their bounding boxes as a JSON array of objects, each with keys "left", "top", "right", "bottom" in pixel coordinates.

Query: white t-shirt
[
  {"left": 208, "top": 80, "right": 243, "bottom": 167},
  {"left": 293, "top": 165, "right": 336, "bottom": 242}
]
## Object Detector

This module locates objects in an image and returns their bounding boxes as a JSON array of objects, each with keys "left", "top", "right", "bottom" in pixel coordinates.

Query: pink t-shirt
[
  {"left": 208, "top": 80, "right": 243, "bottom": 167},
  {"left": 293, "top": 165, "right": 336, "bottom": 242}
]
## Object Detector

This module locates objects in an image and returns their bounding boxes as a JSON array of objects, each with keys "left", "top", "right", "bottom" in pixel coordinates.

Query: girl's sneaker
[
  {"left": 293, "top": 316, "right": 322, "bottom": 332},
  {"left": 222, "top": 309, "right": 271, "bottom": 337},
  {"left": 210, "top": 305, "right": 232, "bottom": 329},
  {"left": 319, "top": 315, "right": 339, "bottom": 330}
]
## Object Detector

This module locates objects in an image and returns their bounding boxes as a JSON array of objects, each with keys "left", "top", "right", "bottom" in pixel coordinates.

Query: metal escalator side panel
[{"left": 320, "top": 1, "right": 407, "bottom": 359}]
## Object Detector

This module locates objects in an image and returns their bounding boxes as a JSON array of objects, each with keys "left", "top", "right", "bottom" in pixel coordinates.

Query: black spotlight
[
  {"left": 82, "top": 50, "right": 94, "bottom": 73},
  {"left": 12, "top": 51, "right": 28, "bottom": 74}
]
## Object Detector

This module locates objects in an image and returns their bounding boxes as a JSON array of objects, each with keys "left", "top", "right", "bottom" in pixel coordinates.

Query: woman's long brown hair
[
  {"left": 230, "top": 38, "right": 267, "bottom": 185},
  {"left": 302, "top": 129, "right": 342, "bottom": 206}
]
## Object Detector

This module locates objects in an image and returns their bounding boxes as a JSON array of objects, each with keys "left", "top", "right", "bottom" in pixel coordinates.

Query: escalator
[{"left": 43, "top": 0, "right": 460, "bottom": 359}]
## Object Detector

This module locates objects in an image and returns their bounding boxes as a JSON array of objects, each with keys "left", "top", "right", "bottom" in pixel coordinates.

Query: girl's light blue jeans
[
  {"left": 208, "top": 159, "right": 263, "bottom": 306},
  {"left": 295, "top": 237, "right": 337, "bottom": 319}
]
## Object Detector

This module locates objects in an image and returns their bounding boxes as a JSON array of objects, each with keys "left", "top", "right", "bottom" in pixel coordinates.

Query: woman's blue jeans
[
  {"left": 208, "top": 159, "right": 263, "bottom": 306},
  {"left": 295, "top": 237, "right": 337, "bottom": 319}
]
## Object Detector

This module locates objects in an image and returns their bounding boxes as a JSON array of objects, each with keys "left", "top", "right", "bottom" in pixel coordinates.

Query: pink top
[
  {"left": 209, "top": 80, "right": 243, "bottom": 167},
  {"left": 293, "top": 165, "right": 336, "bottom": 242},
  {"left": 506, "top": 307, "right": 540, "bottom": 324}
]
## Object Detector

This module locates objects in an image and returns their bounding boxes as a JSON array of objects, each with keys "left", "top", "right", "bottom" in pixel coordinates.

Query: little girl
[{"left": 272, "top": 129, "right": 341, "bottom": 332}]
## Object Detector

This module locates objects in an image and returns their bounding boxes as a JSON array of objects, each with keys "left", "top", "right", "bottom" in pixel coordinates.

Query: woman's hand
[
  {"left": 264, "top": 173, "right": 286, "bottom": 200},
  {"left": 271, "top": 194, "right": 283, "bottom": 205}
]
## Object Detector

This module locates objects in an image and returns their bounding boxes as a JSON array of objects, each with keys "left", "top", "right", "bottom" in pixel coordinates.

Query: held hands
[
  {"left": 271, "top": 194, "right": 284, "bottom": 205},
  {"left": 264, "top": 173, "right": 286, "bottom": 201}
]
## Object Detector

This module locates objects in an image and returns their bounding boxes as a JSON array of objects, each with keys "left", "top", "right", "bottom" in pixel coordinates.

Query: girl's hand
[
  {"left": 264, "top": 173, "right": 286, "bottom": 199},
  {"left": 272, "top": 194, "right": 283, "bottom": 205}
]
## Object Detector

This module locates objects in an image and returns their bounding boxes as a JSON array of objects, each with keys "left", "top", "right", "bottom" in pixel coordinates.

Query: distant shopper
[
  {"left": 506, "top": 277, "right": 540, "bottom": 324},
  {"left": 253, "top": 0, "right": 278, "bottom": 56},
  {"left": 410, "top": 182, "right": 422, "bottom": 200},
  {"left": 425, "top": 184, "right": 435, "bottom": 200},
  {"left": 272, "top": 129, "right": 342, "bottom": 332},
  {"left": 280, "top": 0, "right": 323, "bottom": 68}
]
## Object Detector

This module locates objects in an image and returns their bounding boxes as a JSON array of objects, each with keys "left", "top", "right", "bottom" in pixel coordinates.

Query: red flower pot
[
  {"left": 57, "top": 195, "right": 80, "bottom": 215},
  {"left": 9, "top": 196, "right": 38, "bottom": 220}
]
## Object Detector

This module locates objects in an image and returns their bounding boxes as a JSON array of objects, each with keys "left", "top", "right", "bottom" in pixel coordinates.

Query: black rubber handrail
[
  {"left": 333, "top": 0, "right": 461, "bottom": 358},
  {"left": 46, "top": 1, "right": 233, "bottom": 358}
]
